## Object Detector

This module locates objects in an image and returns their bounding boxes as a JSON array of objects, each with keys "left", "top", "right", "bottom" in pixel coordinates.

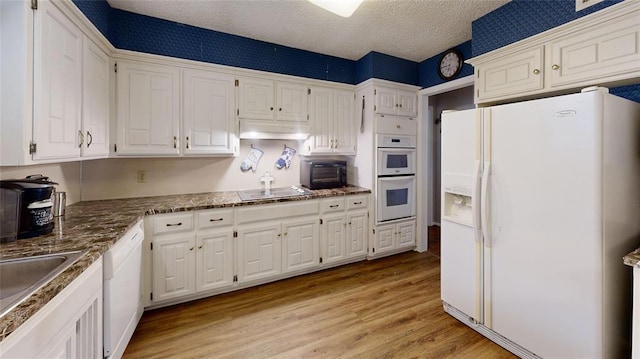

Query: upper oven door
[
  {"left": 377, "top": 148, "right": 416, "bottom": 176},
  {"left": 377, "top": 175, "right": 416, "bottom": 222}
]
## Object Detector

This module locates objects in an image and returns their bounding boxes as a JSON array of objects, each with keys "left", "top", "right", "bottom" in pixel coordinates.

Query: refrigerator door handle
[
  {"left": 481, "top": 160, "right": 491, "bottom": 246},
  {"left": 472, "top": 160, "right": 482, "bottom": 243}
]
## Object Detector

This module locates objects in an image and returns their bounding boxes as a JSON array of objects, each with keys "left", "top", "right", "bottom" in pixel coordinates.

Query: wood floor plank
[{"left": 124, "top": 249, "right": 515, "bottom": 358}]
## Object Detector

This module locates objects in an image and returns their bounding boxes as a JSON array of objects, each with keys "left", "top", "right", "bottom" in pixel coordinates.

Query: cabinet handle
[
  {"left": 349, "top": 222, "right": 352, "bottom": 225},
  {"left": 329, "top": 204, "right": 340, "bottom": 208},
  {"left": 173, "top": 136, "right": 177, "bottom": 149},
  {"left": 270, "top": 107, "right": 274, "bottom": 111},
  {"left": 532, "top": 69, "right": 540, "bottom": 75},
  {"left": 186, "top": 136, "right": 190, "bottom": 149},
  {"left": 395, "top": 103, "right": 399, "bottom": 107},
  {"left": 353, "top": 201, "right": 362, "bottom": 205},
  {"left": 551, "top": 64, "right": 560, "bottom": 70},
  {"left": 279, "top": 107, "right": 282, "bottom": 111},
  {"left": 198, "top": 245, "right": 203, "bottom": 249},
  {"left": 78, "top": 131, "right": 84, "bottom": 148},
  {"left": 189, "top": 247, "right": 194, "bottom": 251},
  {"left": 399, "top": 104, "right": 403, "bottom": 108},
  {"left": 277, "top": 233, "right": 281, "bottom": 237},
  {"left": 166, "top": 222, "right": 183, "bottom": 227},
  {"left": 86, "top": 131, "right": 93, "bottom": 147},
  {"left": 209, "top": 218, "right": 224, "bottom": 222}
]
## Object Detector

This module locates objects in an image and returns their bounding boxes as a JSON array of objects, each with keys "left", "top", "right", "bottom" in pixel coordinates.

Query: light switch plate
[{"left": 576, "top": 0, "right": 605, "bottom": 11}]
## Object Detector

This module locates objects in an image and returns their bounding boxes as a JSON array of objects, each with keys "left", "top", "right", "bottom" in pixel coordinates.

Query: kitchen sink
[
  {"left": 237, "top": 186, "right": 313, "bottom": 201},
  {"left": 0, "top": 250, "right": 85, "bottom": 317}
]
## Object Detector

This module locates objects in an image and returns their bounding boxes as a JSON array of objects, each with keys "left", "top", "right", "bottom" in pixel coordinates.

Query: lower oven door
[{"left": 377, "top": 175, "right": 416, "bottom": 222}]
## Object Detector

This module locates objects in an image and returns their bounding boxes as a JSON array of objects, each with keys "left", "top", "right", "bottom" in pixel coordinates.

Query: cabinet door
[
  {"left": 276, "top": 82, "right": 308, "bottom": 122},
  {"left": 237, "top": 223, "right": 282, "bottom": 282},
  {"left": 548, "top": 14, "right": 640, "bottom": 88},
  {"left": 322, "top": 214, "right": 347, "bottom": 264},
  {"left": 152, "top": 235, "right": 196, "bottom": 302},
  {"left": 308, "top": 86, "right": 334, "bottom": 154},
  {"left": 116, "top": 60, "right": 179, "bottom": 155},
  {"left": 238, "top": 77, "right": 274, "bottom": 120},
  {"left": 347, "top": 210, "right": 368, "bottom": 258},
  {"left": 476, "top": 46, "right": 544, "bottom": 102},
  {"left": 397, "top": 221, "right": 416, "bottom": 248},
  {"left": 396, "top": 89, "right": 417, "bottom": 117},
  {"left": 333, "top": 90, "right": 355, "bottom": 154},
  {"left": 375, "top": 86, "right": 398, "bottom": 115},
  {"left": 183, "top": 69, "right": 236, "bottom": 155},
  {"left": 374, "top": 224, "right": 395, "bottom": 254},
  {"left": 282, "top": 217, "right": 319, "bottom": 273},
  {"left": 196, "top": 231, "right": 234, "bottom": 292},
  {"left": 38, "top": 322, "right": 76, "bottom": 359},
  {"left": 81, "top": 37, "right": 110, "bottom": 158},
  {"left": 33, "top": 0, "right": 82, "bottom": 161}
]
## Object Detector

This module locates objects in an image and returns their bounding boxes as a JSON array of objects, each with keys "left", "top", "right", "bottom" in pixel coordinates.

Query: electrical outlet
[{"left": 137, "top": 170, "right": 146, "bottom": 183}]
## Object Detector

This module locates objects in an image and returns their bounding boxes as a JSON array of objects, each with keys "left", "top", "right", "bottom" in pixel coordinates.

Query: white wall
[
  {"left": 0, "top": 162, "right": 82, "bottom": 204},
  {"left": 80, "top": 140, "right": 307, "bottom": 201}
]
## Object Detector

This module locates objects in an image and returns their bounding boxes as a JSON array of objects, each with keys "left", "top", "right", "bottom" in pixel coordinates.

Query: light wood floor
[{"left": 124, "top": 228, "right": 514, "bottom": 358}]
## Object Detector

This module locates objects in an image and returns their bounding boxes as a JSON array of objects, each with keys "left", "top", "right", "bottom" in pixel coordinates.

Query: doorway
[{"left": 416, "top": 75, "right": 474, "bottom": 253}]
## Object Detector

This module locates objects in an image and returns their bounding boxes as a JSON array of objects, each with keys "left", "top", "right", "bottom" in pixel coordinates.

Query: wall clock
[{"left": 438, "top": 48, "right": 463, "bottom": 81}]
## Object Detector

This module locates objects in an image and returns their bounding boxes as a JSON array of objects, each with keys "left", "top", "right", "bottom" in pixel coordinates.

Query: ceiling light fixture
[{"left": 307, "top": 0, "right": 364, "bottom": 18}]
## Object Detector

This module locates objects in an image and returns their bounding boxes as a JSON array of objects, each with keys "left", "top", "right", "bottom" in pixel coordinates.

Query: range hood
[{"left": 239, "top": 120, "right": 310, "bottom": 140}]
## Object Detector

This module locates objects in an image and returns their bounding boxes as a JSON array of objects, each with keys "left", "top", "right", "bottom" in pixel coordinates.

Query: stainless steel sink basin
[
  {"left": 0, "top": 250, "right": 85, "bottom": 317},
  {"left": 237, "top": 186, "right": 312, "bottom": 201}
]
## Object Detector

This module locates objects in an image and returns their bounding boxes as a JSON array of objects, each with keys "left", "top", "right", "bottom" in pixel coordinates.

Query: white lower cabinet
[
  {"left": 236, "top": 222, "right": 283, "bottom": 283},
  {"left": 146, "top": 195, "right": 371, "bottom": 307},
  {"left": 236, "top": 200, "right": 320, "bottom": 283},
  {"left": 0, "top": 259, "right": 103, "bottom": 359},
  {"left": 372, "top": 220, "right": 415, "bottom": 257},
  {"left": 148, "top": 209, "right": 234, "bottom": 304},
  {"left": 320, "top": 195, "right": 369, "bottom": 265}
]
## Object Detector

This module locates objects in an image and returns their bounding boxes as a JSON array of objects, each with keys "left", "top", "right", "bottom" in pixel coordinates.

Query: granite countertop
[
  {"left": 0, "top": 185, "right": 370, "bottom": 341},
  {"left": 624, "top": 248, "right": 640, "bottom": 268}
]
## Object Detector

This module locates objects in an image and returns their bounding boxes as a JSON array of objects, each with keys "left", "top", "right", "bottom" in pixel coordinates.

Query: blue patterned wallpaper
[
  {"left": 73, "top": 0, "right": 638, "bottom": 101},
  {"left": 472, "top": 0, "right": 625, "bottom": 57}
]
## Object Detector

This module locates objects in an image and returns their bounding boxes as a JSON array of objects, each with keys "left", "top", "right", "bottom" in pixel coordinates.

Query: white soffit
[{"left": 106, "top": 0, "right": 511, "bottom": 63}]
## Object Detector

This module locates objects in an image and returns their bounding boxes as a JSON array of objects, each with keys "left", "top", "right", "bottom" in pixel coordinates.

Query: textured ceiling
[{"left": 107, "top": 0, "right": 510, "bottom": 62}]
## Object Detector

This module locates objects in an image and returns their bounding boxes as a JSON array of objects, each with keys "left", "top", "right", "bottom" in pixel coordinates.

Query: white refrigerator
[{"left": 440, "top": 87, "right": 640, "bottom": 358}]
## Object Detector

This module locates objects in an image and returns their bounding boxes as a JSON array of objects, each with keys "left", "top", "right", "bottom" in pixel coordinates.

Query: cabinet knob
[
  {"left": 396, "top": 125, "right": 401, "bottom": 129},
  {"left": 284, "top": 232, "right": 288, "bottom": 236},
  {"left": 532, "top": 69, "right": 540, "bottom": 75},
  {"left": 279, "top": 107, "right": 282, "bottom": 111},
  {"left": 270, "top": 107, "right": 274, "bottom": 111},
  {"left": 189, "top": 247, "right": 194, "bottom": 251},
  {"left": 551, "top": 64, "right": 560, "bottom": 70},
  {"left": 198, "top": 245, "right": 203, "bottom": 249},
  {"left": 277, "top": 233, "right": 281, "bottom": 237}
]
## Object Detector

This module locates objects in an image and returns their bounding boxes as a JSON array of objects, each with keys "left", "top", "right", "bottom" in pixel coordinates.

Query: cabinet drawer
[
  {"left": 346, "top": 195, "right": 368, "bottom": 210},
  {"left": 376, "top": 115, "right": 416, "bottom": 135},
  {"left": 197, "top": 208, "right": 234, "bottom": 229},
  {"left": 152, "top": 213, "right": 194, "bottom": 235},
  {"left": 321, "top": 198, "right": 345, "bottom": 213},
  {"left": 237, "top": 200, "right": 319, "bottom": 224}
]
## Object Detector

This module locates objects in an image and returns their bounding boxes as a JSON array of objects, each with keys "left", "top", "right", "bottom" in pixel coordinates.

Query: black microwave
[{"left": 300, "top": 160, "right": 347, "bottom": 190}]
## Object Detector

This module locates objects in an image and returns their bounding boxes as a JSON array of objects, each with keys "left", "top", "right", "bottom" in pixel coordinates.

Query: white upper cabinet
[
  {"left": 475, "top": 46, "right": 544, "bottom": 102},
  {"left": 307, "top": 86, "right": 355, "bottom": 155},
  {"left": 547, "top": 12, "right": 640, "bottom": 88},
  {"left": 470, "top": 0, "right": 640, "bottom": 104},
  {"left": 115, "top": 60, "right": 180, "bottom": 155},
  {"left": 32, "top": 0, "right": 83, "bottom": 161},
  {"left": 238, "top": 77, "right": 308, "bottom": 122},
  {"left": 375, "top": 86, "right": 417, "bottom": 117},
  {"left": 81, "top": 37, "right": 110, "bottom": 158},
  {"left": 182, "top": 69, "right": 236, "bottom": 155}
]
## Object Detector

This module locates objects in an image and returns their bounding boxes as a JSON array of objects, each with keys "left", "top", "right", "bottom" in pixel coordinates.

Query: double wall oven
[{"left": 376, "top": 133, "right": 416, "bottom": 222}]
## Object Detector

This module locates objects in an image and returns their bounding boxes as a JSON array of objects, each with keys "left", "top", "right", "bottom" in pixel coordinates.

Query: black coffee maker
[{"left": 0, "top": 175, "right": 58, "bottom": 241}]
